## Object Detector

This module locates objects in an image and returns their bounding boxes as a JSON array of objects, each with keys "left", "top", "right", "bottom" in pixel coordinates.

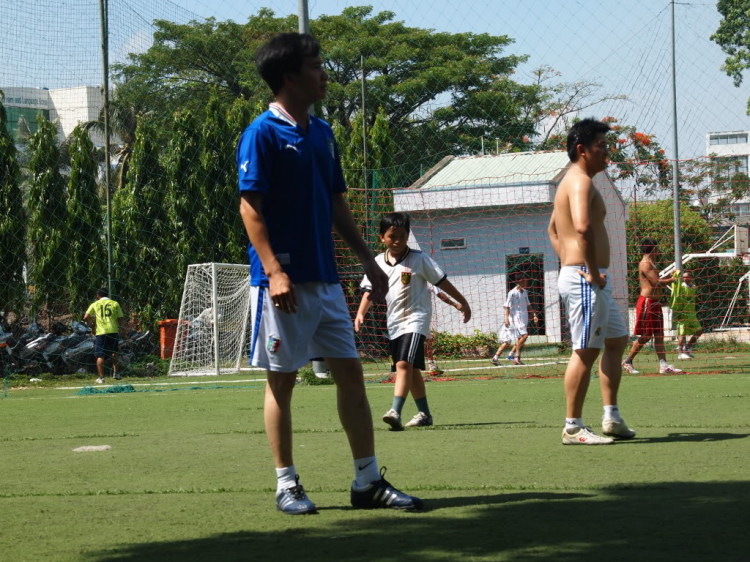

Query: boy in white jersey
[
  {"left": 491, "top": 275, "right": 538, "bottom": 366},
  {"left": 355, "top": 213, "right": 471, "bottom": 429}
]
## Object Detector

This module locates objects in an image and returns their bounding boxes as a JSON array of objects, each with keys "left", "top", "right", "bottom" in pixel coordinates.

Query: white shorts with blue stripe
[
  {"left": 558, "top": 266, "right": 628, "bottom": 350},
  {"left": 249, "top": 282, "right": 358, "bottom": 372}
]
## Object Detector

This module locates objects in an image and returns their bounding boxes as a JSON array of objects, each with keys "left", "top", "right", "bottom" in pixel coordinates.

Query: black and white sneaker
[
  {"left": 275, "top": 475, "right": 317, "bottom": 515},
  {"left": 351, "top": 467, "right": 424, "bottom": 511}
]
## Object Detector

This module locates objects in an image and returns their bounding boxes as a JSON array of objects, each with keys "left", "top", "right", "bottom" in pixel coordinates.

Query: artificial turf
[{"left": 0, "top": 365, "right": 748, "bottom": 561}]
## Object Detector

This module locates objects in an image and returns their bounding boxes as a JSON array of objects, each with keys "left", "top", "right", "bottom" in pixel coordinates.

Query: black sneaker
[{"left": 351, "top": 467, "right": 424, "bottom": 511}]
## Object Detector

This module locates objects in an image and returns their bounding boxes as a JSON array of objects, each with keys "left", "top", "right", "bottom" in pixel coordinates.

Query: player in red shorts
[{"left": 622, "top": 238, "right": 681, "bottom": 374}]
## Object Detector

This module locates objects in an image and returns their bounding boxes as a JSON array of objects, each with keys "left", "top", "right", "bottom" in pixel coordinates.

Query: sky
[{"left": 2, "top": 0, "right": 749, "bottom": 161}]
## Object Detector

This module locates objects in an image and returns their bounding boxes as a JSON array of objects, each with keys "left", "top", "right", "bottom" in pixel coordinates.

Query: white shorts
[
  {"left": 498, "top": 323, "right": 527, "bottom": 343},
  {"left": 249, "top": 282, "right": 358, "bottom": 372},
  {"left": 558, "top": 266, "right": 628, "bottom": 350}
]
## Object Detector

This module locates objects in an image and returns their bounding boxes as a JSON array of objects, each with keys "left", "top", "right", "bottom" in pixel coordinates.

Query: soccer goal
[{"left": 168, "top": 263, "right": 254, "bottom": 376}]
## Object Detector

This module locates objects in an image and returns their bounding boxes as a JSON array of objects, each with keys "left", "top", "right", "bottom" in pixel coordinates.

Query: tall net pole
[
  {"left": 671, "top": 0, "right": 683, "bottom": 271},
  {"left": 99, "top": 0, "right": 113, "bottom": 297},
  {"left": 298, "top": 0, "right": 309, "bottom": 34}
]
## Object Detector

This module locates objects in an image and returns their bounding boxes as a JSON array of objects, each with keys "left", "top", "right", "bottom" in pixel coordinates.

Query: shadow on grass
[
  {"left": 620, "top": 432, "right": 750, "bottom": 444},
  {"left": 87, "top": 481, "right": 749, "bottom": 562}
]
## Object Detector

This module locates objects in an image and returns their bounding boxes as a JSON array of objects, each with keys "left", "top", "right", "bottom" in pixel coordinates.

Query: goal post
[{"left": 169, "top": 263, "right": 253, "bottom": 376}]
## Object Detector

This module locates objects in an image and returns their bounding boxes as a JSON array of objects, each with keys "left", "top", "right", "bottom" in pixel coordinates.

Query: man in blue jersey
[{"left": 237, "top": 33, "right": 423, "bottom": 515}]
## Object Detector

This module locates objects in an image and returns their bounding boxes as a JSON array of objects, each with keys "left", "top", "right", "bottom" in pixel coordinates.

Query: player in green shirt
[
  {"left": 83, "top": 288, "right": 125, "bottom": 383},
  {"left": 669, "top": 270, "right": 702, "bottom": 359}
]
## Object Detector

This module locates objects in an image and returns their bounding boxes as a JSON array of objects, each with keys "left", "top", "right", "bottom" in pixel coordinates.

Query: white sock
[
  {"left": 659, "top": 359, "right": 668, "bottom": 368},
  {"left": 275, "top": 465, "right": 297, "bottom": 493},
  {"left": 353, "top": 456, "right": 379, "bottom": 489},
  {"left": 565, "top": 417, "right": 583, "bottom": 431},
  {"left": 603, "top": 405, "right": 623, "bottom": 423}
]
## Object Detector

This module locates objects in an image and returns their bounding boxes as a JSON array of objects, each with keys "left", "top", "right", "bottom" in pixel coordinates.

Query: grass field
[{"left": 1, "top": 359, "right": 749, "bottom": 561}]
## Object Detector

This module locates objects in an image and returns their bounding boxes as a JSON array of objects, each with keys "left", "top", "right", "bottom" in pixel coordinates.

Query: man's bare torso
[
  {"left": 638, "top": 256, "right": 661, "bottom": 299},
  {"left": 553, "top": 168, "right": 611, "bottom": 268}
]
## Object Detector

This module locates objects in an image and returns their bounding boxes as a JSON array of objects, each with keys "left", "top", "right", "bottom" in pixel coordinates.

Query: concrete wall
[
  {"left": 395, "top": 171, "right": 630, "bottom": 342},
  {"left": 406, "top": 206, "right": 564, "bottom": 341}
]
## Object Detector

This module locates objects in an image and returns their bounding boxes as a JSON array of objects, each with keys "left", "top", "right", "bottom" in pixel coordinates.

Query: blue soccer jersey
[{"left": 237, "top": 104, "right": 347, "bottom": 287}]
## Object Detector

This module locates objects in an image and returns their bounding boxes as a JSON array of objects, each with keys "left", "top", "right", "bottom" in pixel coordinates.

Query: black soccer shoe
[{"left": 350, "top": 467, "right": 424, "bottom": 511}]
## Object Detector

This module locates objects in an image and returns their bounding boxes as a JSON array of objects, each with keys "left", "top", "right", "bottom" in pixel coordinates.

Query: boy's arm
[
  {"left": 331, "top": 192, "right": 387, "bottom": 301},
  {"left": 504, "top": 306, "right": 510, "bottom": 327},
  {"left": 354, "top": 291, "right": 373, "bottom": 333},
  {"left": 548, "top": 211, "right": 561, "bottom": 257},
  {"left": 240, "top": 192, "right": 298, "bottom": 314},
  {"left": 436, "top": 290, "right": 461, "bottom": 310},
  {"left": 526, "top": 295, "right": 539, "bottom": 324},
  {"left": 436, "top": 278, "right": 471, "bottom": 322},
  {"left": 570, "top": 179, "right": 605, "bottom": 288},
  {"left": 83, "top": 312, "right": 95, "bottom": 332},
  {"left": 643, "top": 261, "right": 673, "bottom": 287}
]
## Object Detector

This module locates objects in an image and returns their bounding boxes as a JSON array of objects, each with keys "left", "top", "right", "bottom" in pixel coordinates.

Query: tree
[
  {"left": 196, "top": 91, "right": 247, "bottom": 266},
  {"left": 543, "top": 117, "right": 671, "bottom": 198},
  {"left": 82, "top": 89, "right": 143, "bottom": 192},
  {"left": 27, "top": 114, "right": 68, "bottom": 317},
  {"left": 625, "top": 200, "right": 712, "bottom": 301},
  {"left": 712, "top": 0, "right": 750, "bottom": 114},
  {"left": 0, "top": 93, "right": 26, "bottom": 316},
  {"left": 681, "top": 155, "right": 750, "bottom": 222},
  {"left": 112, "top": 116, "right": 167, "bottom": 326},
  {"left": 114, "top": 6, "right": 542, "bottom": 185},
  {"left": 162, "top": 108, "right": 203, "bottom": 314},
  {"left": 67, "top": 125, "right": 104, "bottom": 314},
  {"left": 524, "top": 66, "right": 626, "bottom": 150}
]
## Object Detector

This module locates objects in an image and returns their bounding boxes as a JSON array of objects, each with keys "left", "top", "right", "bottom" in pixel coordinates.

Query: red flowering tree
[{"left": 542, "top": 116, "right": 671, "bottom": 197}]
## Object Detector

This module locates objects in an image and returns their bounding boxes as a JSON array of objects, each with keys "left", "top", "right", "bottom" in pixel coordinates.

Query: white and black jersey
[
  {"left": 360, "top": 248, "right": 446, "bottom": 339},
  {"left": 505, "top": 286, "right": 531, "bottom": 328}
]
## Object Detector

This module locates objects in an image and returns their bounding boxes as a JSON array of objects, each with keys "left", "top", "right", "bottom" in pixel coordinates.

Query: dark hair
[
  {"left": 641, "top": 237, "right": 657, "bottom": 255},
  {"left": 255, "top": 33, "right": 321, "bottom": 95},
  {"left": 379, "top": 212, "right": 411, "bottom": 235},
  {"left": 96, "top": 288, "right": 108, "bottom": 298},
  {"left": 566, "top": 118, "right": 611, "bottom": 162}
]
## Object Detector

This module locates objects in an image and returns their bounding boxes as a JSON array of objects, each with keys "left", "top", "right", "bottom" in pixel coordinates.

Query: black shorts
[
  {"left": 389, "top": 333, "right": 426, "bottom": 372},
  {"left": 94, "top": 334, "right": 119, "bottom": 358}
]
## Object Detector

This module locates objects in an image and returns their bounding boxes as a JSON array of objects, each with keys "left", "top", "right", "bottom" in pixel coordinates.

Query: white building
[
  {"left": 2, "top": 86, "right": 105, "bottom": 146},
  {"left": 705, "top": 130, "right": 750, "bottom": 217},
  {"left": 393, "top": 151, "right": 629, "bottom": 343}
]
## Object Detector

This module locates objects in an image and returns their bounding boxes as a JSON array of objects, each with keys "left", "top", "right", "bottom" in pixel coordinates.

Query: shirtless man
[
  {"left": 548, "top": 118, "right": 636, "bottom": 445},
  {"left": 622, "top": 238, "right": 681, "bottom": 374}
]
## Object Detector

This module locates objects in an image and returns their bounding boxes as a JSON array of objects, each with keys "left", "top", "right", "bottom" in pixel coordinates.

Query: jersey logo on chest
[{"left": 401, "top": 272, "right": 412, "bottom": 285}]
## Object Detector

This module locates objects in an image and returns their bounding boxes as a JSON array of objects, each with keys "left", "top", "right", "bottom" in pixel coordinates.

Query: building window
[
  {"left": 715, "top": 155, "right": 749, "bottom": 178},
  {"left": 440, "top": 238, "right": 466, "bottom": 250},
  {"left": 710, "top": 133, "right": 749, "bottom": 145}
]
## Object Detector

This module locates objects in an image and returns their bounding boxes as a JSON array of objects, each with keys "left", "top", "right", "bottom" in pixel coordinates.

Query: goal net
[{"left": 169, "top": 263, "right": 252, "bottom": 377}]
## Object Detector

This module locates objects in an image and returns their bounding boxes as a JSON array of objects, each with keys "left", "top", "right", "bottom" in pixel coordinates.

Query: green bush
[
  {"left": 298, "top": 366, "right": 334, "bottom": 385},
  {"left": 431, "top": 330, "right": 498, "bottom": 359},
  {"left": 125, "top": 355, "right": 170, "bottom": 378}
]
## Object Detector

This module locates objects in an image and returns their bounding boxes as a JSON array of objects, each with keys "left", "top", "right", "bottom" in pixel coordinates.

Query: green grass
[{"left": 0, "top": 367, "right": 749, "bottom": 561}]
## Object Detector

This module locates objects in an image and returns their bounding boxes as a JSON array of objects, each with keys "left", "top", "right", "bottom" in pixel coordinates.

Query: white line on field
[
  {"left": 55, "top": 378, "right": 267, "bottom": 390},
  {"left": 440, "top": 360, "right": 567, "bottom": 373}
]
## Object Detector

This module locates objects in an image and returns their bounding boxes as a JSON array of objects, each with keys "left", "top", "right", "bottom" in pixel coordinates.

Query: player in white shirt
[
  {"left": 491, "top": 274, "right": 539, "bottom": 366},
  {"left": 356, "top": 212, "right": 471, "bottom": 429}
]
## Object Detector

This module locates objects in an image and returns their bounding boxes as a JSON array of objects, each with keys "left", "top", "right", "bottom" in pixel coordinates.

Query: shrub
[{"left": 298, "top": 366, "right": 334, "bottom": 385}]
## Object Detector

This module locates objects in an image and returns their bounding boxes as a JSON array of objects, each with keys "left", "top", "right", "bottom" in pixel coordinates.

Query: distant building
[
  {"left": 393, "top": 151, "right": 629, "bottom": 343},
  {"left": 1, "top": 86, "right": 105, "bottom": 146},
  {"left": 705, "top": 130, "right": 750, "bottom": 218}
]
